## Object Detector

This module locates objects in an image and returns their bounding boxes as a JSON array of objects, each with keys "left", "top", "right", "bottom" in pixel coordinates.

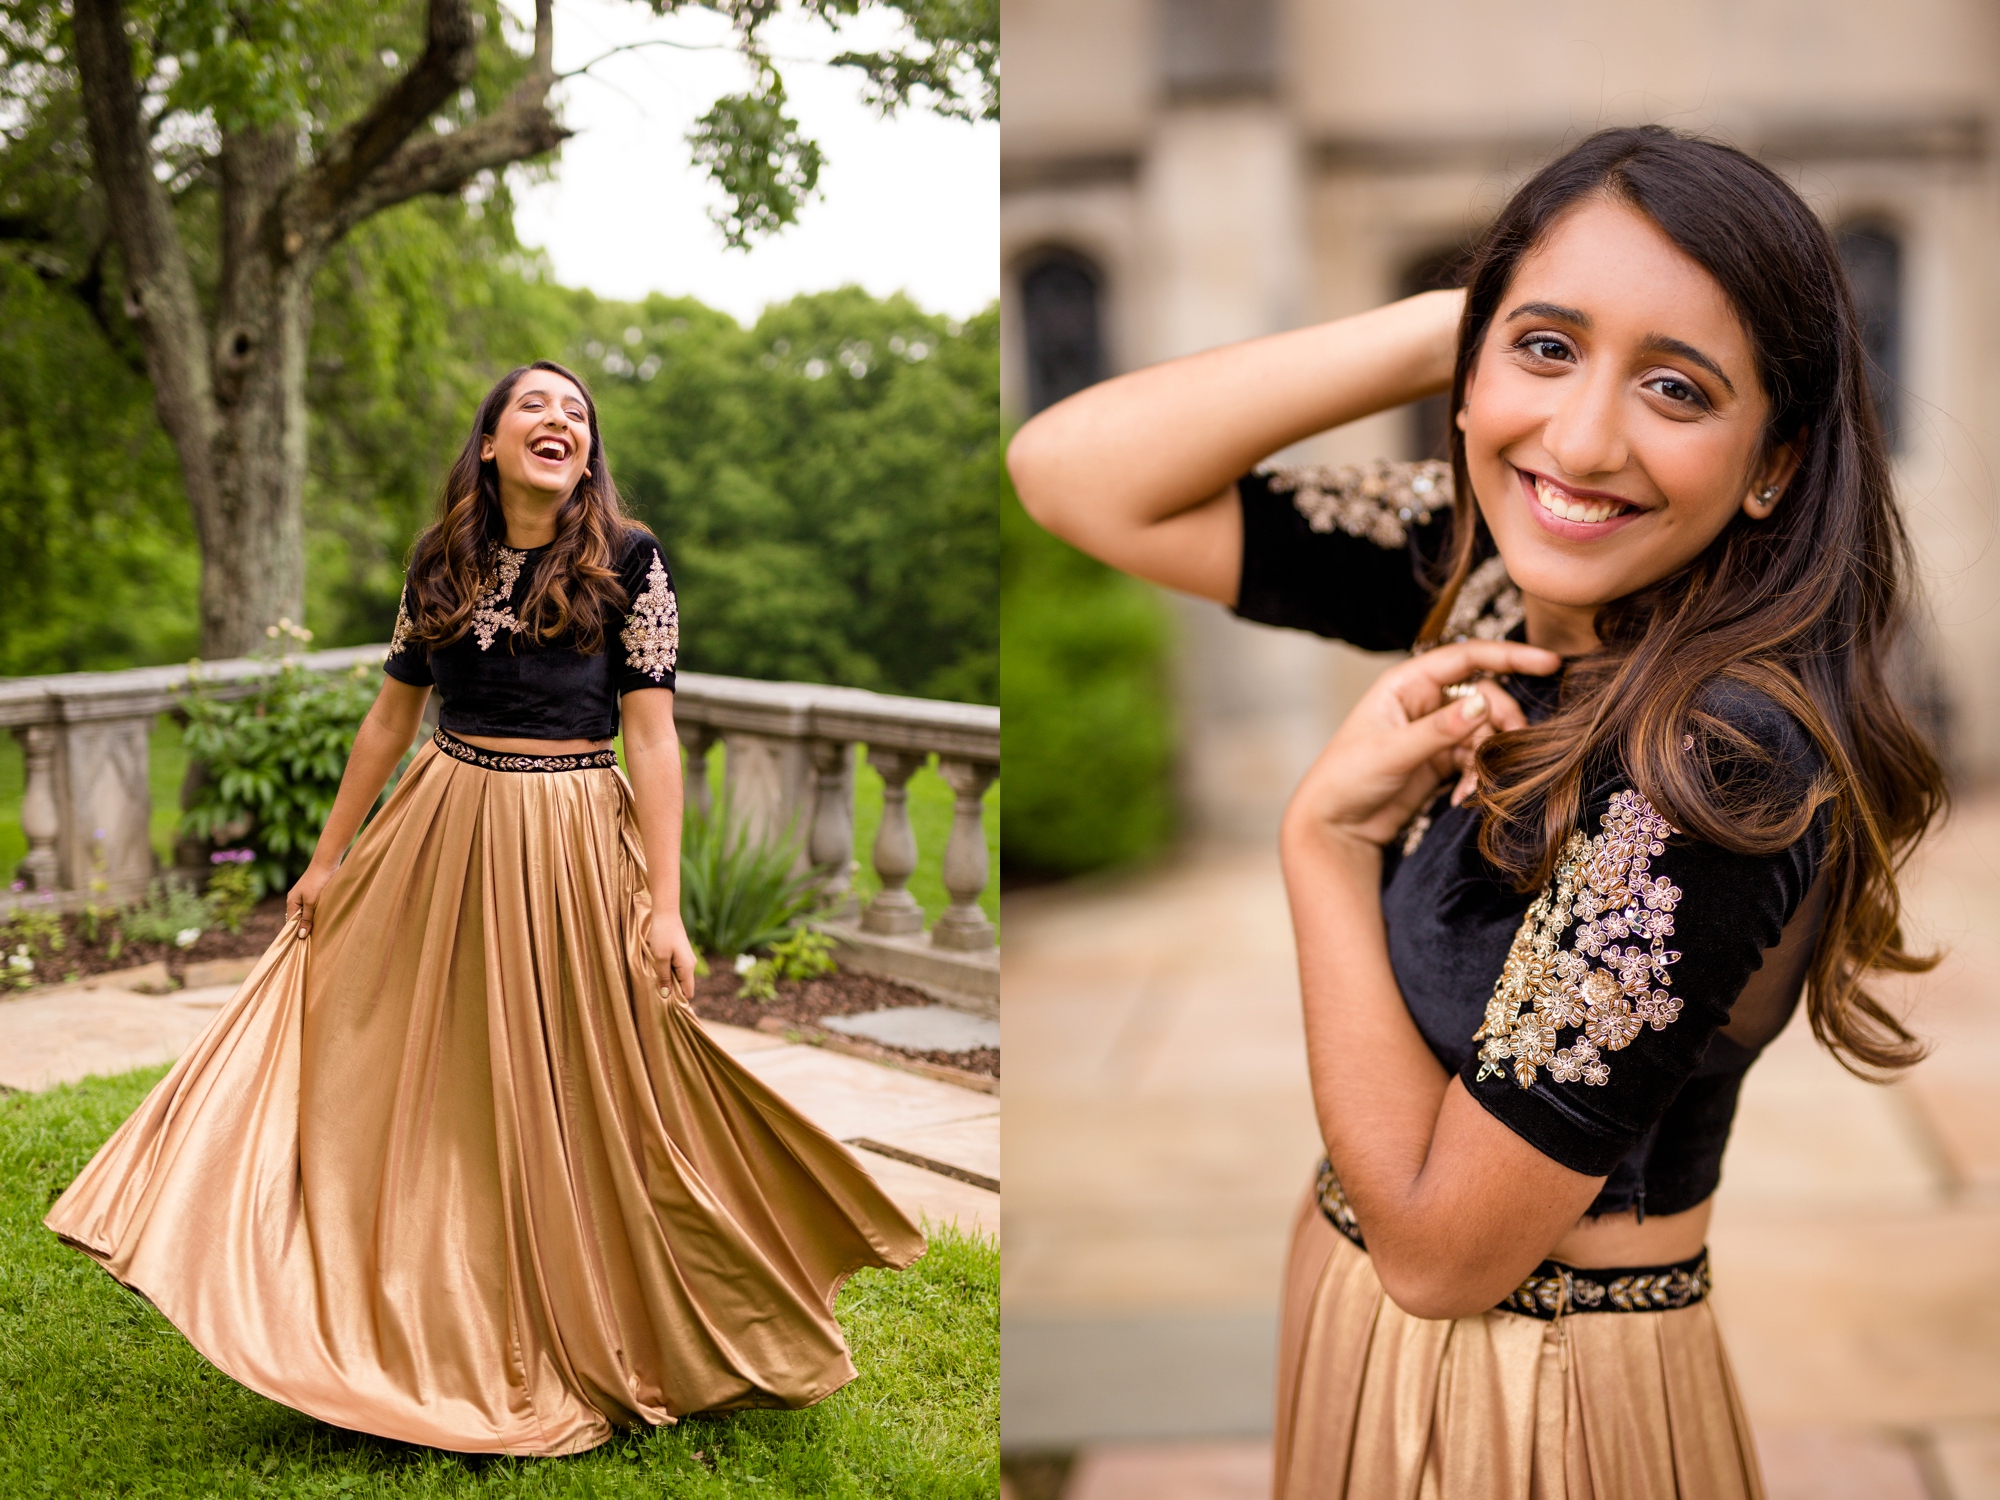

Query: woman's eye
[
  {"left": 1648, "top": 375, "right": 1707, "bottom": 409},
  {"left": 1518, "top": 335, "right": 1571, "bottom": 363}
]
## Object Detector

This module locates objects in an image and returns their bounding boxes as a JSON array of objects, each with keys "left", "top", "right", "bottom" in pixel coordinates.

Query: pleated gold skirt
[
  {"left": 45, "top": 738, "right": 926, "bottom": 1456},
  {"left": 1275, "top": 1180, "right": 1764, "bottom": 1499}
]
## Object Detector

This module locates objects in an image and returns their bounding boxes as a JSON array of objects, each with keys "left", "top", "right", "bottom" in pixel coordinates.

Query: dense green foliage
[
  {"left": 1000, "top": 477, "right": 1176, "bottom": 875},
  {"left": 0, "top": 1067, "right": 999, "bottom": 1497},
  {"left": 678, "top": 787, "right": 825, "bottom": 963},
  {"left": 177, "top": 661, "right": 384, "bottom": 892}
]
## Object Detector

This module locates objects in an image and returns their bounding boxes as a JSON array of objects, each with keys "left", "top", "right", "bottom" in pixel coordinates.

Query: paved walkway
[
  {"left": 0, "top": 963, "right": 997, "bottom": 1239},
  {"left": 1003, "top": 792, "right": 2000, "bottom": 1500}
]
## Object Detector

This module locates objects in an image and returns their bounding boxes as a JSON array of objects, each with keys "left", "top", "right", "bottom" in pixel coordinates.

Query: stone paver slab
[
  {"left": 0, "top": 988, "right": 225, "bottom": 1092},
  {"left": 697, "top": 1019, "right": 791, "bottom": 1055},
  {"left": 1709, "top": 1207, "right": 2000, "bottom": 1427},
  {"left": 1066, "top": 1441, "right": 1272, "bottom": 1500},
  {"left": 1754, "top": 1428, "right": 1930, "bottom": 1500},
  {"left": 822, "top": 1005, "right": 999, "bottom": 1052},
  {"left": 730, "top": 1043, "right": 997, "bottom": 1140},
  {"left": 854, "top": 1149, "right": 997, "bottom": 1239},
  {"left": 860, "top": 1113, "right": 999, "bottom": 1184}
]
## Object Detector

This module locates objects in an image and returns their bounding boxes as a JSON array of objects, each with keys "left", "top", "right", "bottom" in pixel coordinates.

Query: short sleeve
[
  {"left": 1460, "top": 688, "right": 1829, "bottom": 1177},
  {"left": 382, "top": 577, "right": 434, "bottom": 687},
  {"left": 613, "top": 531, "right": 678, "bottom": 694},
  {"left": 1233, "top": 459, "right": 1459, "bottom": 652}
]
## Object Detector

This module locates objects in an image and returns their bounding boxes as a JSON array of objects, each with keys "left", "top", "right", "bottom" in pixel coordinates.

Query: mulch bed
[
  {"left": 4, "top": 896, "right": 290, "bottom": 988},
  {"left": 10, "top": 896, "right": 997, "bottom": 1079}
]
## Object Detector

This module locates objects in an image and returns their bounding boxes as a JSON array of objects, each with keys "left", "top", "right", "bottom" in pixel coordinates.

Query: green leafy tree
[{"left": 0, "top": 0, "right": 996, "bottom": 660}]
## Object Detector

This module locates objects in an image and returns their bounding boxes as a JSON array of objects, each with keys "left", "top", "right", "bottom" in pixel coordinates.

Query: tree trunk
[{"left": 68, "top": 0, "right": 564, "bottom": 660}]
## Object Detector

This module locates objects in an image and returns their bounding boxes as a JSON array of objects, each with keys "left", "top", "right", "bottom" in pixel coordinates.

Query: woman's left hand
[
  {"left": 649, "top": 911, "right": 699, "bottom": 1002},
  {"left": 1286, "top": 640, "right": 1562, "bottom": 849}
]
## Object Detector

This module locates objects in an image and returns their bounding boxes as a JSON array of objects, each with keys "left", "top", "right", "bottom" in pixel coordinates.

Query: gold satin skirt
[
  {"left": 1274, "top": 1181, "right": 1764, "bottom": 1499},
  {"left": 44, "top": 738, "right": 926, "bottom": 1456}
]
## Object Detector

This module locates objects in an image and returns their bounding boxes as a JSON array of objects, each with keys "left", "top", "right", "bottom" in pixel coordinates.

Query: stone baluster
[
  {"left": 679, "top": 720, "right": 717, "bottom": 823},
  {"left": 13, "top": 724, "right": 60, "bottom": 891},
  {"left": 931, "top": 756, "right": 999, "bottom": 951},
  {"left": 860, "top": 747, "right": 927, "bottom": 935},
  {"left": 809, "top": 738, "right": 857, "bottom": 919}
]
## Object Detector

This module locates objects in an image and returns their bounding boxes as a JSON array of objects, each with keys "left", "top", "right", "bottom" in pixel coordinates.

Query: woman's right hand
[{"left": 286, "top": 860, "right": 336, "bottom": 939}]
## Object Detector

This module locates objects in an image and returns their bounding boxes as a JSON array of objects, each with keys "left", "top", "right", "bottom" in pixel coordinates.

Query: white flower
[
  {"left": 734, "top": 953, "right": 756, "bottom": 974},
  {"left": 7, "top": 949, "right": 32, "bottom": 973},
  {"left": 174, "top": 927, "right": 202, "bottom": 949}
]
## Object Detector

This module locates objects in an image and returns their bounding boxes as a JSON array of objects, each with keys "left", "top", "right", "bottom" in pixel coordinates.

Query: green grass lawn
[{"left": 0, "top": 1067, "right": 997, "bottom": 1498}]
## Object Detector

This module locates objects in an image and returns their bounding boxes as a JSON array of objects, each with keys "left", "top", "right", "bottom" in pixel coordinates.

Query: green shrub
[
  {"left": 736, "top": 925, "right": 838, "bottom": 1001},
  {"left": 203, "top": 849, "right": 259, "bottom": 933},
  {"left": 178, "top": 659, "right": 380, "bottom": 894},
  {"left": 1000, "top": 478, "right": 1177, "bottom": 875},
  {"left": 119, "top": 879, "right": 212, "bottom": 949},
  {"left": 0, "top": 902, "right": 63, "bottom": 989},
  {"left": 680, "top": 787, "right": 825, "bottom": 961}
]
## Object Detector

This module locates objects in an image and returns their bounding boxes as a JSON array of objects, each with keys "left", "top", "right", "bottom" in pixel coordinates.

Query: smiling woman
[
  {"left": 45, "top": 358, "right": 926, "bottom": 1457},
  {"left": 1007, "top": 126, "right": 1945, "bottom": 1498}
]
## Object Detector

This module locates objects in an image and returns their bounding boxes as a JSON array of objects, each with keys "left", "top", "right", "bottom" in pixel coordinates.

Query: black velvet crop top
[
  {"left": 382, "top": 524, "right": 678, "bottom": 740},
  {"left": 1234, "top": 459, "right": 1830, "bottom": 1219}
]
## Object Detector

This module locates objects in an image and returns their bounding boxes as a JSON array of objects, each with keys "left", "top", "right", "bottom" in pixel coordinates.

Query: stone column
[
  {"left": 931, "top": 756, "right": 998, "bottom": 951},
  {"left": 809, "top": 738, "right": 857, "bottom": 919},
  {"left": 718, "top": 729, "right": 814, "bottom": 855},
  {"left": 53, "top": 714, "right": 155, "bottom": 900},
  {"left": 860, "top": 747, "right": 927, "bottom": 935},
  {"left": 679, "top": 720, "right": 718, "bottom": 823},
  {"left": 13, "top": 724, "right": 60, "bottom": 891}
]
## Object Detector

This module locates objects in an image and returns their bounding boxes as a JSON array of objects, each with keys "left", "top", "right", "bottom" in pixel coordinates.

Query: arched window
[
  {"left": 1399, "top": 245, "right": 1471, "bottom": 461},
  {"left": 1836, "top": 222, "right": 1904, "bottom": 453},
  {"left": 1020, "top": 250, "right": 1106, "bottom": 415}
]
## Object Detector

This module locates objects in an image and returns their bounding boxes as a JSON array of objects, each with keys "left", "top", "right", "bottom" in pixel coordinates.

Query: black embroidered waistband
[
  {"left": 432, "top": 729, "right": 618, "bottom": 773},
  {"left": 1314, "top": 1158, "right": 1710, "bottom": 1320}
]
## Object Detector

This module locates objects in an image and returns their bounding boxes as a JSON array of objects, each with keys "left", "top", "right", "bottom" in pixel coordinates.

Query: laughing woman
[
  {"left": 1009, "top": 128, "right": 1942, "bottom": 1497},
  {"left": 47, "top": 359, "right": 925, "bottom": 1455}
]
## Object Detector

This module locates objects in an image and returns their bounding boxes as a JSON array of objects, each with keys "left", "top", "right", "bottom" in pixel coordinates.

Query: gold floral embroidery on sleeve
[
  {"left": 1472, "top": 789, "right": 1685, "bottom": 1089},
  {"left": 1259, "top": 458, "right": 1451, "bottom": 548},
  {"left": 469, "top": 546, "right": 527, "bottom": 651},
  {"left": 620, "top": 549, "right": 679, "bottom": 682},
  {"left": 389, "top": 589, "right": 416, "bottom": 656}
]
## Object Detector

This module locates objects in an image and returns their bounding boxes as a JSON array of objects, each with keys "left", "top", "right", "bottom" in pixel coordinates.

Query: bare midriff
[
  {"left": 1547, "top": 1194, "right": 1712, "bottom": 1269},
  {"left": 452, "top": 733, "right": 613, "bottom": 756}
]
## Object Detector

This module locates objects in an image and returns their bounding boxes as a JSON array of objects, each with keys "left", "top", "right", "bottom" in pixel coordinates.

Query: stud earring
[{"left": 1758, "top": 485, "right": 1777, "bottom": 502}]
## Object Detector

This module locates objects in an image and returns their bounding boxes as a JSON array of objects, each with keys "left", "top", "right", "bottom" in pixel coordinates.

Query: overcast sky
[{"left": 504, "top": 1, "right": 998, "bottom": 326}]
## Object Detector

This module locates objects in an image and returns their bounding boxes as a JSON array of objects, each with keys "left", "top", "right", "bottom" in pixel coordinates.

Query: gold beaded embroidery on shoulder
[
  {"left": 1472, "top": 789, "right": 1685, "bottom": 1090},
  {"left": 1441, "top": 554, "right": 1525, "bottom": 642},
  {"left": 1259, "top": 458, "right": 1451, "bottom": 549},
  {"left": 389, "top": 589, "right": 416, "bottom": 657},
  {"left": 470, "top": 547, "right": 527, "bottom": 651},
  {"left": 620, "top": 549, "right": 679, "bottom": 682}
]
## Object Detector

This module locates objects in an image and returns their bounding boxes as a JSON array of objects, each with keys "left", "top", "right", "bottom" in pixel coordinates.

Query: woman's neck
[
  {"left": 497, "top": 485, "right": 565, "bottom": 549},
  {"left": 1521, "top": 593, "right": 1599, "bottom": 657}
]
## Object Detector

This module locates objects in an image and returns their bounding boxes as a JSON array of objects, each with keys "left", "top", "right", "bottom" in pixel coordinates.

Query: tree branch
[
  {"left": 291, "top": 0, "right": 481, "bottom": 238},
  {"left": 290, "top": 0, "right": 566, "bottom": 251}
]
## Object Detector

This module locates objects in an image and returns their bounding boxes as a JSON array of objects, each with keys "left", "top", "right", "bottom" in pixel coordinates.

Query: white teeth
[{"left": 1534, "top": 475, "right": 1625, "bottom": 525}]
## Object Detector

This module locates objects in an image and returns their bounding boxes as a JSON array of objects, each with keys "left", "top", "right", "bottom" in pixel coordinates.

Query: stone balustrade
[{"left": 1, "top": 650, "right": 1000, "bottom": 1013}]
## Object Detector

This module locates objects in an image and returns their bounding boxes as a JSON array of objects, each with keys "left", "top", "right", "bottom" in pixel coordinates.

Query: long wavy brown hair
[
  {"left": 1420, "top": 126, "right": 1946, "bottom": 1078},
  {"left": 404, "top": 360, "right": 635, "bottom": 655}
]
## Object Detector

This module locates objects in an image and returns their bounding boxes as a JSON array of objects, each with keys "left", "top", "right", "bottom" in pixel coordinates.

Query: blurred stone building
[{"left": 1002, "top": 0, "right": 2000, "bottom": 840}]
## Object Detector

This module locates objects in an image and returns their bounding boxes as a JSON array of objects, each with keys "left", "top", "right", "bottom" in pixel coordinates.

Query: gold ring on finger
[{"left": 1442, "top": 678, "right": 1488, "bottom": 701}]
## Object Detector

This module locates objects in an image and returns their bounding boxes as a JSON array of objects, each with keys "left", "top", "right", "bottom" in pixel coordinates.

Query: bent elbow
[{"left": 1370, "top": 1251, "right": 1515, "bottom": 1323}]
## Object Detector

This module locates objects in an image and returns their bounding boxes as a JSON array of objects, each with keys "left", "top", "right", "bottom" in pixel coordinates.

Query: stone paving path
[
  {"left": 0, "top": 963, "right": 997, "bottom": 1239},
  {"left": 1003, "top": 793, "right": 2000, "bottom": 1500}
]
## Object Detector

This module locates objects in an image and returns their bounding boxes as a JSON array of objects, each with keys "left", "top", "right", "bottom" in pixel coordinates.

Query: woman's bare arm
[
  {"left": 1005, "top": 289, "right": 1464, "bottom": 604},
  {"left": 620, "top": 687, "right": 698, "bottom": 999},
  {"left": 287, "top": 676, "right": 430, "bottom": 934},
  {"left": 1280, "top": 640, "right": 1606, "bottom": 1319}
]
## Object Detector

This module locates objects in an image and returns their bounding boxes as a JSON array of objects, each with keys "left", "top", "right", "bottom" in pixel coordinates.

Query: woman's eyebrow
[
  {"left": 1505, "top": 300, "right": 1590, "bottom": 327},
  {"left": 1641, "top": 334, "right": 1736, "bottom": 396}
]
